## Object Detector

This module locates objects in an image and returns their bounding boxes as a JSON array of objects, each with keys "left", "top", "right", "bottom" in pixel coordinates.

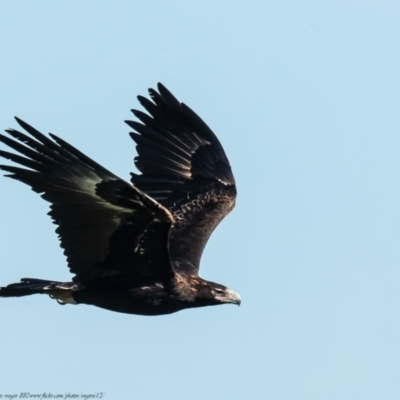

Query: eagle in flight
[{"left": 0, "top": 83, "right": 240, "bottom": 315}]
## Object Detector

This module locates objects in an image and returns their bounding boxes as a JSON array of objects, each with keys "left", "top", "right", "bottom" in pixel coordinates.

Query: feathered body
[{"left": 0, "top": 83, "right": 240, "bottom": 315}]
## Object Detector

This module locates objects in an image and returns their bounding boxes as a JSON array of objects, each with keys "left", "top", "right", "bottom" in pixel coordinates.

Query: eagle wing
[
  {"left": 0, "top": 118, "right": 174, "bottom": 283},
  {"left": 127, "top": 84, "right": 237, "bottom": 276}
]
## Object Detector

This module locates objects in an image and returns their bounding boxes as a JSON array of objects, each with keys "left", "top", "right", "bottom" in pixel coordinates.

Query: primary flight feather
[{"left": 0, "top": 83, "right": 240, "bottom": 315}]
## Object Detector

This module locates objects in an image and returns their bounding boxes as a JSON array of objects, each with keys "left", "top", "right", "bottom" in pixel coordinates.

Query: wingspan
[
  {"left": 127, "top": 84, "right": 237, "bottom": 275},
  {"left": 0, "top": 118, "right": 174, "bottom": 283}
]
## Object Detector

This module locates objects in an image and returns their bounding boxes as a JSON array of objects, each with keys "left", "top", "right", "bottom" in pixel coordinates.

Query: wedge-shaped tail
[{"left": 0, "top": 278, "right": 77, "bottom": 305}]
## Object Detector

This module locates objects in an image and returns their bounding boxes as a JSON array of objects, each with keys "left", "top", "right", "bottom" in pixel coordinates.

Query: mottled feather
[{"left": 128, "top": 83, "right": 236, "bottom": 275}]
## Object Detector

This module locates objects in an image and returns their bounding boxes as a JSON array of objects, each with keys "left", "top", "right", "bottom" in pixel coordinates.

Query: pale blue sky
[{"left": 1, "top": 1, "right": 400, "bottom": 399}]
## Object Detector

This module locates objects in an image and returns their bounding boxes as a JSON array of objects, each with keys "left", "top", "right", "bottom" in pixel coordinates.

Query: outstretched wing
[
  {"left": 127, "top": 83, "right": 237, "bottom": 275},
  {"left": 0, "top": 118, "right": 174, "bottom": 283}
]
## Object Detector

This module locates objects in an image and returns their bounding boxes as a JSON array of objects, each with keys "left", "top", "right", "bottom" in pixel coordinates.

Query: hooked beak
[{"left": 224, "top": 289, "right": 241, "bottom": 306}]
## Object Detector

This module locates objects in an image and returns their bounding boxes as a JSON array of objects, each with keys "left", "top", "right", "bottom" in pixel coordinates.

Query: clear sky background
[{"left": 0, "top": 1, "right": 399, "bottom": 399}]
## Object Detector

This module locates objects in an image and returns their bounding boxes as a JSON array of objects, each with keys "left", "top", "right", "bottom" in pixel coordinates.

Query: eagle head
[{"left": 193, "top": 279, "right": 241, "bottom": 307}]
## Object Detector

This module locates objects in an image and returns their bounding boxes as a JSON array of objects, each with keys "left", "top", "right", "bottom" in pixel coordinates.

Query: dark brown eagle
[{"left": 0, "top": 83, "right": 240, "bottom": 315}]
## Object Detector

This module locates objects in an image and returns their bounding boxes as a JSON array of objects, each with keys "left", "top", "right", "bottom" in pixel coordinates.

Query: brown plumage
[{"left": 0, "top": 83, "right": 240, "bottom": 315}]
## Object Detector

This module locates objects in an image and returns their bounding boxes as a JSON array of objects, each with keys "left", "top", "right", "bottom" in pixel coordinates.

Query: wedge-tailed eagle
[{"left": 0, "top": 83, "right": 240, "bottom": 315}]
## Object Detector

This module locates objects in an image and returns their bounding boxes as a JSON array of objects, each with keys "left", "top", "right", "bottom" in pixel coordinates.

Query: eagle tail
[{"left": 0, "top": 278, "right": 64, "bottom": 297}]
